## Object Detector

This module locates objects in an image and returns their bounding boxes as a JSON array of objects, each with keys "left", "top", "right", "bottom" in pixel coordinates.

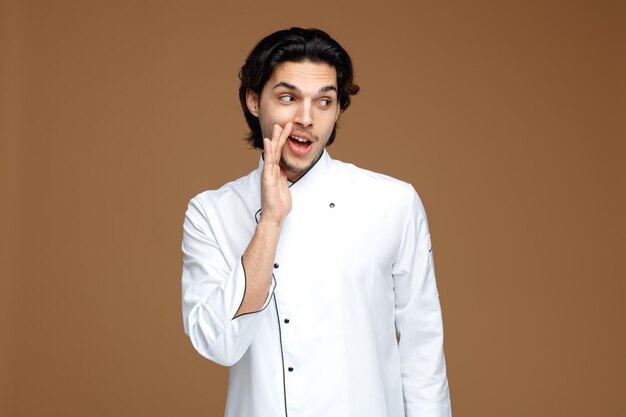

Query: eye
[
  {"left": 279, "top": 95, "right": 295, "bottom": 103},
  {"left": 319, "top": 98, "right": 332, "bottom": 108}
]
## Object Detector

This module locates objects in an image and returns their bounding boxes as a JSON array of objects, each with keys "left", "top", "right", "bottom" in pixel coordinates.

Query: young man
[{"left": 182, "top": 28, "right": 451, "bottom": 417}]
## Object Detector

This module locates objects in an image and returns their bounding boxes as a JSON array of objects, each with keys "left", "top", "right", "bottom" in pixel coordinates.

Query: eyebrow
[{"left": 272, "top": 81, "right": 337, "bottom": 94}]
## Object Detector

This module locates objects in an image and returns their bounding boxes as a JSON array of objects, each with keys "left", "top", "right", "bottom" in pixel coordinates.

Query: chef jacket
[{"left": 181, "top": 150, "right": 451, "bottom": 417}]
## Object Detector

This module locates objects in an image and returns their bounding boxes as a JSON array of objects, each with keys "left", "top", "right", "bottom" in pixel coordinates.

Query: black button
[
  {"left": 273, "top": 263, "right": 279, "bottom": 268},
  {"left": 288, "top": 367, "right": 294, "bottom": 372},
  {"left": 329, "top": 203, "right": 335, "bottom": 208},
  {"left": 284, "top": 318, "right": 290, "bottom": 324}
]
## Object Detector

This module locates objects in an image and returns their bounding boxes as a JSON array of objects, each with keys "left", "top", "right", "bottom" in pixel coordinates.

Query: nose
[{"left": 293, "top": 101, "right": 313, "bottom": 128}]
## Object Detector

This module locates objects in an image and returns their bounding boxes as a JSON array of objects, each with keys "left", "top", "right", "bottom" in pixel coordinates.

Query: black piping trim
[
  {"left": 253, "top": 163, "right": 289, "bottom": 415},
  {"left": 260, "top": 149, "right": 325, "bottom": 189},
  {"left": 286, "top": 150, "right": 325, "bottom": 188},
  {"left": 232, "top": 256, "right": 274, "bottom": 320},
  {"left": 273, "top": 296, "right": 289, "bottom": 417}
]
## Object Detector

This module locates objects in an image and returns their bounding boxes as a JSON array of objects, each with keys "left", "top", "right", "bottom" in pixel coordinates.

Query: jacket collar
[{"left": 256, "top": 149, "right": 332, "bottom": 203}]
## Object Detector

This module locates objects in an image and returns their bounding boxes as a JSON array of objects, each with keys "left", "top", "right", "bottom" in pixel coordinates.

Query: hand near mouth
[
  {"left": 260, "top": 122, "right": 293, "bottom": 225},
  {"left": 236, "top": 122, "right": 293, "bottom": 316}
]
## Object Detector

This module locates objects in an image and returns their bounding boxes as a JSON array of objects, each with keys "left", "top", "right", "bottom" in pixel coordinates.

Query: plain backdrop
[{"left": 1, "top": 0, "right": 625, "bottom": 416}]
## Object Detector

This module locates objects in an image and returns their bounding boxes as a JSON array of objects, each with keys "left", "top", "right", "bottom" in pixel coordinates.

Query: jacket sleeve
[
  {"left": 392, "top": 186, "right": 451, "bottom": 417},
  {"left": 181, "top": 197, "right": 275, "bottom": 367}
]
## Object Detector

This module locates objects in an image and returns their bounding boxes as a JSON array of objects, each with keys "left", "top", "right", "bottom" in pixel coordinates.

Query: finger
[
  {"left": 275, "top": 122, "right": 293, "bottom": 159},
  {"left": 269, "top": 124, "right": 282, "bottom": 164},
  {"left": 263, "top": 137, "right": 272, "bottom": 163},
  {"left": 270, "top": 123, "right": 282, "bottom": 142},
  {"left": 265, "top": 124, "right": 282, "bottom": 163}
]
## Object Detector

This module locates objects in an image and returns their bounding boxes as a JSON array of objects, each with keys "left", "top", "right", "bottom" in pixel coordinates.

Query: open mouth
[{"left": 288, "top": 134, "right": 313, "bottom": 152}]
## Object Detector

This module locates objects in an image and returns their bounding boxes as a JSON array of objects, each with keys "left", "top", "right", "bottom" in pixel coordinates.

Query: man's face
[{"left": 247, "top": 60, "right": 340, "bottom": 182}]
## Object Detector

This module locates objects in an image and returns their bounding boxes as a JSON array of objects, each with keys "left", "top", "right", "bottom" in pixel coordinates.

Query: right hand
[{"left": 260, "top": 122, "right": 293, "bottom": 225}]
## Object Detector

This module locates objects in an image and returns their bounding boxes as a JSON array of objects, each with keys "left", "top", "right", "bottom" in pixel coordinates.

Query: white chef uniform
[{"left": 182, "top": 150, "right": 451, "bottom": 417}]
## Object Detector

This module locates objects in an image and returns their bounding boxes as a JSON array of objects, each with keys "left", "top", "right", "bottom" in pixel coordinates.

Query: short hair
[{"left": 239, "top": 27, "right": 360, "bottom": 149}]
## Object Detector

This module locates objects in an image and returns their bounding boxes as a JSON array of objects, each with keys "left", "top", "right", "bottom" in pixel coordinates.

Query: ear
[{"left": 246, "top": 89, "right": 260, "bottom": 117}]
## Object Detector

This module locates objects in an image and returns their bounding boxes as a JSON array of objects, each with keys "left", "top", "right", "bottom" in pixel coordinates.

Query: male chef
[{"left": 181, "top": 27, "right": 451, "bottom": 417}]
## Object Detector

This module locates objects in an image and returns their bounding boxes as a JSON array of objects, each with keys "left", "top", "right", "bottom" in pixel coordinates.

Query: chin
[
  {"left": 280, "top": 148, "right": 324, "bottom": 177},
  {"left": 280, "top": 155, "right": 315, "bottom": 176},
  {"left": 280, "top": 159, "right": 309, "bottom": 174}
]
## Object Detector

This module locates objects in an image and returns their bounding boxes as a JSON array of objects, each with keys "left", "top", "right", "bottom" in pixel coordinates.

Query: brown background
[{"left": 2, "top": 0, "right": 625, "bottom": 416}]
